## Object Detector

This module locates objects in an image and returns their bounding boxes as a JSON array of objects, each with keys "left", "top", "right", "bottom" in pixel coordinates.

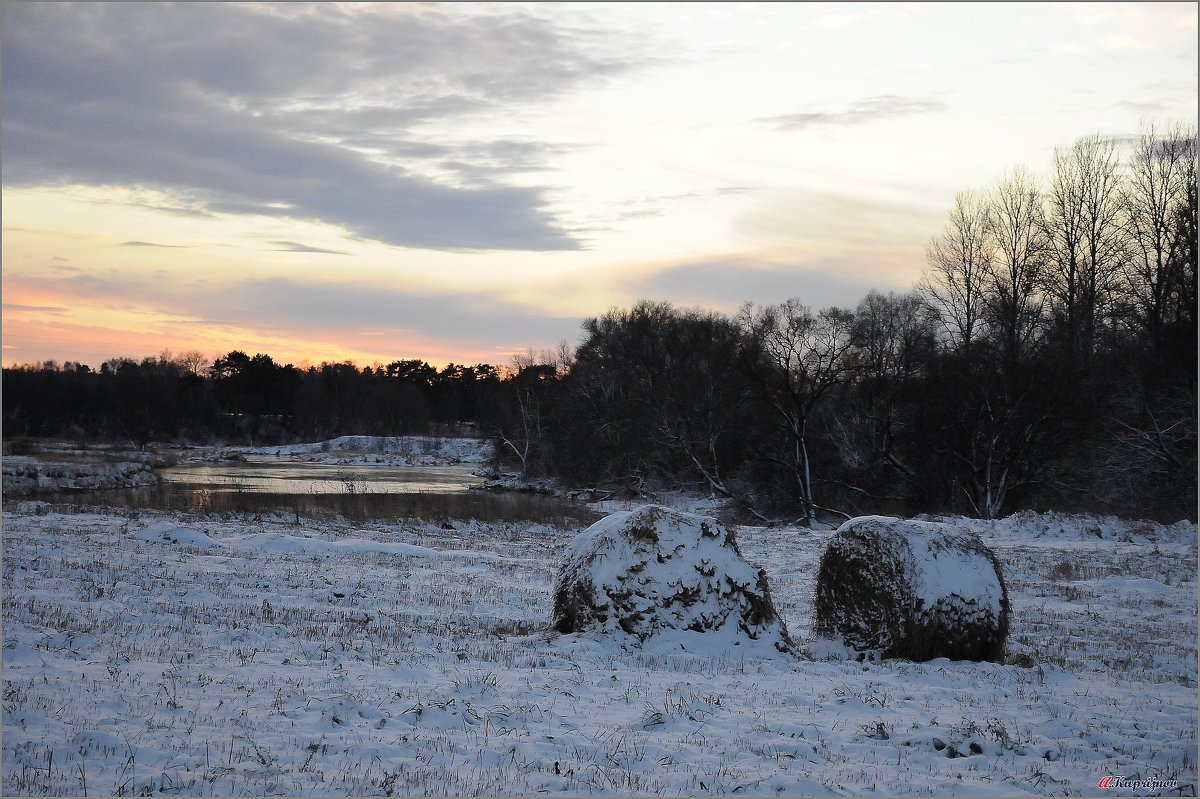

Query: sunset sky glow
[{"left": 3, "top": 2, "right": 1196, "bottom": 369}]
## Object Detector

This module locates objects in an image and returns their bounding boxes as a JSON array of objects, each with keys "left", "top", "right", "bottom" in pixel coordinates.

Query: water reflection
[
  {"left": 160, "top": 460, "right": 479, "bottom": 494},
  {"left": 36, "top": 459, "right": 598, "bottom": 527}
]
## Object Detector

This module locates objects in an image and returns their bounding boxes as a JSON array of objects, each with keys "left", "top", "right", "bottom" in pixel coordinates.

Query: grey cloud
[
  {"left": 1117, "top": 99, "right": 1180, "bottom": 114},
  {"left": 615, "top": 207, "right": 666, "bottom": 222},
  {"left": 121, "top": 241, "right": 188, "bottom": 248},
  {"left": 762, "top": 95, "right": 949, "bottom": 131},
  {"left": 271, "top": 99, "right": 490, "bottom": 144},
  {"left": 3, "top": 303, "right": 67, "bottom": 315},
  {"left": 3, "top": 3, "right": 638, "bottom": 251},
  {"left": 1096, "top": 133, "right": 1143, "bottom": 148},
  {"left": 7, "top": 96, "right": 576, "bottom": 250},
  {"left": 436, "top": 140, "right": 580, "bottom": 185},
  {"left": 269, "top": 241, "right": 349, "bottom": 255},
  {"left": 374, "top": 141, "right": 457, "bottom": 160},
  {"left": 604, "top": 188, "right": 732, "bottom": 225}
]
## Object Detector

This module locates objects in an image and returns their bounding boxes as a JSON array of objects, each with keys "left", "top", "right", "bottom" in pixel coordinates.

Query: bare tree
[
  {"left": 919, "top": 189, "right": 994, "bottom": 357},
  {"left": 1122, "top": 121, "right": 1198, "bottom": 350},
  {"left": 739, "top": 300, "right": 856, "bottom": 524},
  {"left": 829, "top": 290, "right": 937, "bottom": 506},
  {"left": 496, "top": 349, "right": 562, "bottom": 477},
  {"left": 1169, "top": 150, "right": 1198, "bottom": 341},
  {"left": 1044, "top": 133, "right": 1128, "bottom": 360},
  {"left": 175, "top": 349, "right": 211, "bottom": 379},
  {"left": 851, "top": 290, "right": 936, "bottom": 386},
  {"left": 984, "top": 166, "right": 1050, "bottom": 365},
  {"left": 641, "top": 309, "right": 750, "bottom": 504},
  {"left": 956, "top": 381, "right": 1058, "bottom": 520}
]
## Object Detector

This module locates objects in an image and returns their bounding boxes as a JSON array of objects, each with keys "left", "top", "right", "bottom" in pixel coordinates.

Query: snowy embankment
[
  {"left": 2, "top": 506, "right": 1196, "bottom": 796},
  {"left": 214, "top": 435, "right": 494, "bottom": 467},
  {"left": 1, "top": 456, "right": 161, "bottom": 497}
]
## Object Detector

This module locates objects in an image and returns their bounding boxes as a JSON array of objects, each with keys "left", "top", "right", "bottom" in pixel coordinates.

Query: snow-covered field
[{"left": 2, "top": 504, "right": 1195, "bottom": 796}]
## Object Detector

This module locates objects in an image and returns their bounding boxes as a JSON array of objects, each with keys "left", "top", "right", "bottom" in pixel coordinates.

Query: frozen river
[
  {"left": 159, "top": 458, "right": 481, "bottom": 494},
  {"left": 34, "top": 455, "right": 594, "bottom": 525}
]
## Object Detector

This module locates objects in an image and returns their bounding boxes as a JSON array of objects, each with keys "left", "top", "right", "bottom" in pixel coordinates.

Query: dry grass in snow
[{"left": 2, "top": 505, "right": 1195, "bottom": 796}]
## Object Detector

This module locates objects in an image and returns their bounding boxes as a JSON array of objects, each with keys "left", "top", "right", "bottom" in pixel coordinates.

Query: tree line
[
  {"left": 4, "top": 123, "right": 1195, "bottom": 522},
  {"left": 492, "top": 122, "right": 1196, "bottom": 523},
  {"left": 3, "top": 353, "right": 508, "bottom": 447}
]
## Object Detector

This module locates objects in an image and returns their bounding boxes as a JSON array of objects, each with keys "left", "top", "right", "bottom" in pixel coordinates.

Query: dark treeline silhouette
[
  {"left": 3, "top": 353, "right": 506, "bottom": 448},
  {"left": 4, "top": 123, "right": 1195, "bottom": 522}
]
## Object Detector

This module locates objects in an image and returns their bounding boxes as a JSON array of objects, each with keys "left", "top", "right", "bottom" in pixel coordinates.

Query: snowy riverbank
[
  {"left": 211, "top": 435, "right": 495, "bottom": 467},
  {"left": 2, "top": 504, "right": 1195, "bottom": 796},
  {"left": 1, "top": 455, "right": 162, "bottom": 497}
]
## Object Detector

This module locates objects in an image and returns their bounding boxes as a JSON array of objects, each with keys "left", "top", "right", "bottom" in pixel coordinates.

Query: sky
[{"left": 2, "top": 2, "right": 1196, "bottom": 370}]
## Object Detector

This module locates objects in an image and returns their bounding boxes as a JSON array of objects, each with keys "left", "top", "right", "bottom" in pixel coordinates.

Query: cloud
[
  {"left": 614, "top": 257, "right": 907, "bottom": 314},
  {"left": 735, "top": 187, "right": 944, "bottom": 258},
  {"left": 11, "top": 270, "right": 583, "bottom": 359},
  {"left": 761, "top": 95, "right": 949, "bottom": 131},
  {"left": 609, "top": 191, "right": 701, "bottom": 222},
  {"left": 2, "top": 4, "right": 640, "bottom": 251},
  {"left": 269, "top": 241, "right": 349, "bottom": 255},
  {"left": 121, "top": 241, "right": 188, "bottom": 248},
  {"left": 206, "top": 279, "right": 585, "bottom": 351},
  {"left": 2, "top": 303, "right": 68, "bottom": 315},
  {"left": 1118, "top": 98, "right": 1193, "bottom": 115}
]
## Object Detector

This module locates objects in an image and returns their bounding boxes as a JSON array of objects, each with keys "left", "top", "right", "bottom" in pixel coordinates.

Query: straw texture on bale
[{"left": 814, "top": 516, "right": 1009, "bottom": 662}]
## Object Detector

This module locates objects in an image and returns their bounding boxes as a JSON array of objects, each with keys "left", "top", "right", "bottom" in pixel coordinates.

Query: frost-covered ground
[{"left": 2, "top": 505, "right": 1196, "bottom": 796}]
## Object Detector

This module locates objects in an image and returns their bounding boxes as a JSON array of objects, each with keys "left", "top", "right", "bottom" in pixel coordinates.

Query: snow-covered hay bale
[
  {"left": 814, "top": 516, "right": 1009, "bottom": 662},
  {"left": 553, "top": 505, "right": 793, "bottom": 654}
]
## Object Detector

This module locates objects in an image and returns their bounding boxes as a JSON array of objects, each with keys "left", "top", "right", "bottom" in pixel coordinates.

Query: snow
[
  {"left": 844, "top": 516, "right": 1004, "bottom": 613},
  {"left": 2, "top": 504, "right": 1196, "bottom": 796},
  {"left": 135, "top": 521, "right": 227, "bottom": 552},
  {"left": 214, "top": 435, "right": 493, "bottom": 467},
  {"left": 2, "top": 456, "right": 161, "bottom": 496},
  {"left": 561, "top": 508, "right": 756, "bottom": 596},
  {"left": 554, "top": 506, "right": 792, "bottom": 657}
]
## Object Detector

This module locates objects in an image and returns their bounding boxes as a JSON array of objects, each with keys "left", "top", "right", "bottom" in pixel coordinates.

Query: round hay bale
[
  {"left": 813, "top": 516, "right": 1009, "bottom": 662},
  {"left": 553, "top": 505, "right": 793, "bottom": 654}
]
